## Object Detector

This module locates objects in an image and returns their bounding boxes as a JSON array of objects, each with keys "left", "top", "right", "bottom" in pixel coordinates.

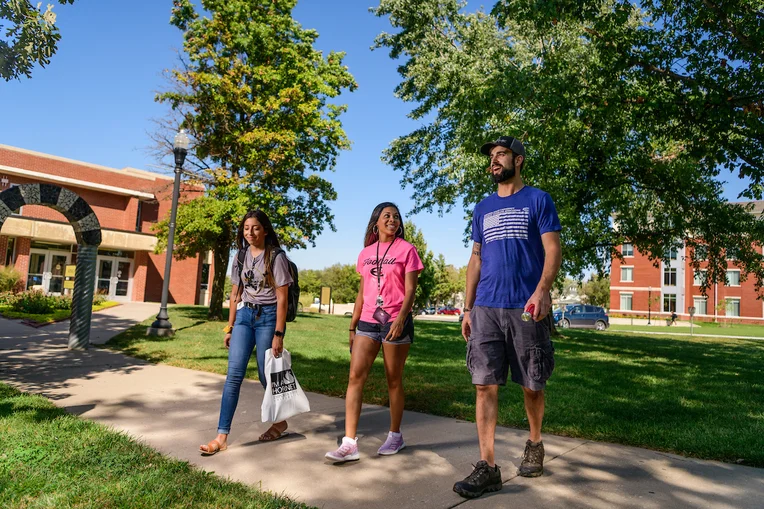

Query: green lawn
[
  {"left": 105, "top": 307, "right": 764, "bottom": 467},
  {"left": 609, "top": 321, "right": 764, "bottom": 337},
  {"left": 0, "top": 301, "right": 120, "bottom": 325},
  {"left": 0, "top": 383, "right": 310, "bottom": 509}
]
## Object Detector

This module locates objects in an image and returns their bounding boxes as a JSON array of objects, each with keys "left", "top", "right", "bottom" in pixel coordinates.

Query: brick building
[
  {"left": 0, "top": 144, "right": 213, "bottom": 305},
  {"left": 609, "top": 201, "right": 764, "bottom": 324}
]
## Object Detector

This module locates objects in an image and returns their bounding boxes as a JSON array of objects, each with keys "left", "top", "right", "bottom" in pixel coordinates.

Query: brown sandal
[
  {"left": 258, "top": 423, "right": 289, "bottom": 442},
  {"left": 199, "top": 438, "right": 227, "bottom": 456}
]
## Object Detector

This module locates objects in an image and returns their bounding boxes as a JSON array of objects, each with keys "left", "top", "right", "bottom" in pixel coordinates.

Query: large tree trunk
[{"left": 208, "top": 241, "right": 231, "bottom": 320}]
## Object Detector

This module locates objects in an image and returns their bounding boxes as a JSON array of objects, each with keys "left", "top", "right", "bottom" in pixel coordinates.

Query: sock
[{"left": 389, "top": 431, "right": 402, "bottom": 438}]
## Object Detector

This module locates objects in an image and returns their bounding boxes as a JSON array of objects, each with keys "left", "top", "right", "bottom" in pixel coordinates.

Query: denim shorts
[
  {"left": 466, "top": 306, "right": 555, "bottom": 391},
  {"left": 356, "top": 313, "right": 414, "bottom": 345}
]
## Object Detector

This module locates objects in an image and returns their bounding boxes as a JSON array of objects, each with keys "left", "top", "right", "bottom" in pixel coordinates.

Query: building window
[
  {"left": 200, "top": 263, "right": 210, "bottom": 291},
  {"left": 693, "top": 297, "right": 707, "bottom": 315},
  {"left": 726, "top": 246, "right": 739, "bottom": 261},
  {"left": 620, "top": 293, "right": 633, "bottom": 311},
  {"left": 726, "top": 298, "right": 740, "bottom": 317},
  {"left": 4, "top": 237, "right": 15, "bottom": 266},
  {"left": 663, "top": 294, "right": 677, "bottom": 312},
  {"left": 694, "top": 244, "right": 708, "bottom": 261},
  {"left": 622, "top": 243, "right": 634, "bottom": 257},
  {"left": 135, "top": 201, "right": 143, "bottom": 233},
  {"left": 693, "top": 270, "right": 706, "bottom": 286},
  {"left": 726, "top": 270, "right": 740, "bottom": 286},
  {"left": 621, "top": 266, "right": 634, "bottom": 282},
  {"left": 663, "top": 267, "right": 677, "bottom": 286},
  {"left": 664, "top": 246, "right": 678, "bottom": 260}
]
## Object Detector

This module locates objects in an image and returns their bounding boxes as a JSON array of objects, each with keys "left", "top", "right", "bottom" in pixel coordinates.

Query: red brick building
[
  {"left": 610, "top": 201, "right": 764, "bottom": 324},
  {"left": 0, "top": 144, "right": 213, "bottom": 305}
]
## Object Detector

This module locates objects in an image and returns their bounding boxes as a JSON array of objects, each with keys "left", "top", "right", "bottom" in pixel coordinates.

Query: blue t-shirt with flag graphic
[{"left": 471, "top": 186, "right": 561, "bottom": 309}]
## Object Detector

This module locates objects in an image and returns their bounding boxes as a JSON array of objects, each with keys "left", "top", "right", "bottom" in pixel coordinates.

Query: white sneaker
[{"left": 325, "top": 436, "right": 360, "bottom": 462}]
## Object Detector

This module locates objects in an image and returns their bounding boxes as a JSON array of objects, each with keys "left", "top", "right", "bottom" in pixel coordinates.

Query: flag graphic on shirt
[{"left": 483, "top": 207, "right": 529, "bottom": 243}]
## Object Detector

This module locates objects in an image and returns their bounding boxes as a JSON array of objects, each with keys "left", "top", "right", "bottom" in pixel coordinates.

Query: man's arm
[
  {"left": 461, "top": 242, "right": 482, "bottom": 341},
  {"left": 526, "top": 231, "right": 561, "bottom": 321}
]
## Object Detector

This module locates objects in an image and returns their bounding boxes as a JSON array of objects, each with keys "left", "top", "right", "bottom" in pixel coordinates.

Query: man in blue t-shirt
[{"left": 453, "top": 136, "right": 562, "bottom": 499}]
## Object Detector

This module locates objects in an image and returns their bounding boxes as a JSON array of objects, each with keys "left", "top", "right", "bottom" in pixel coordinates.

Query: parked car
[
  {"left": 419, "top": 306, "right": 436, "bottom": 315},
  {"left": 437, "top": 306, "right": 461, "bottom": 315},
  {"left": 553, "top": 305, "right": 609, "bottom": 330}
]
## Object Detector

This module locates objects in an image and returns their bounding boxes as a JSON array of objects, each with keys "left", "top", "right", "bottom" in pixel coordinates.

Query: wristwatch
[
  {"left": 223, "top": 325, "right": 233, "bottom": 334},
  {"left": 274, "top": 330, "right": 285, "bottom": 338}
]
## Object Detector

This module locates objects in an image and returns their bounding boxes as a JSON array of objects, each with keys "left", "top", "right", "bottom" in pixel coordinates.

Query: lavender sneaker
[
  {"left": 325, "top": 436, "right": 360, "bottom": 463},
  {"left": 377, "top": 431, "right": 406, "bottom": 455}
]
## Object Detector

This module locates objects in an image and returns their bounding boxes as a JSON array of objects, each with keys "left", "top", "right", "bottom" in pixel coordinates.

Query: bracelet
[
  {"left": 349, "top": 328, "right": 355, "bottom": 331},
  {"left": 463, "top": 308, "right": 471, "bottom": 313}
]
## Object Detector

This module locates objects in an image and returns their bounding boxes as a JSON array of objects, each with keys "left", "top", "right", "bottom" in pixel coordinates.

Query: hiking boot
[
  {"left": 453, "top": 460, "right": 502, "bottom": 499},
  {"left": 377, "top": 431, "right": 406, "bottom": 455},
  {"left": 325, "top": 436, "right": 360, "bottom": 463},
  {"left": 517, "top": 439, "right": 545, "bottom": 477}
]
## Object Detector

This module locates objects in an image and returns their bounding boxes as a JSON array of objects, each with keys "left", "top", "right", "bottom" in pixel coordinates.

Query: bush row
[{"left": 0, "top": 291, "right": 107, "bottom": 314}]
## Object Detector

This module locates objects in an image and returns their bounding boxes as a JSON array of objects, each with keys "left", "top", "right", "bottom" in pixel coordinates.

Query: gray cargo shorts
[{"left": 466, "top": 306, "right": 555, "bottom": 391}]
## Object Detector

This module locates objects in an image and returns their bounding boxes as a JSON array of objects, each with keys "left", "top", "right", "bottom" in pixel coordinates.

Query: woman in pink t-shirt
[{"left": 325, "top": 202, "right": 424, "bottom": 463}]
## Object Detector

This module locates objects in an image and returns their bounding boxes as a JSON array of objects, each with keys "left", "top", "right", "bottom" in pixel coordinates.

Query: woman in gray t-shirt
[{"left": 199, "top": 210, "right": 293, "bottom": 456}]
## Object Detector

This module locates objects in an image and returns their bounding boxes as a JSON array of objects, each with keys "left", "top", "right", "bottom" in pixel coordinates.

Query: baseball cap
[{"left": 480, "top": 136, "right": 525, "bottom": 157}]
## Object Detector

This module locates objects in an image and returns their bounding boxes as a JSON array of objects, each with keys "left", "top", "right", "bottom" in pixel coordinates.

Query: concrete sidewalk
[{"left": 1, "top": 305, "right": 762, "bottom": 508}]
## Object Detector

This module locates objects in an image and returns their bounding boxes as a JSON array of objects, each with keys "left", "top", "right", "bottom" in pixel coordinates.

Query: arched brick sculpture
[{"left": 0, "top": 184, "right": 102, "bottom": 349}]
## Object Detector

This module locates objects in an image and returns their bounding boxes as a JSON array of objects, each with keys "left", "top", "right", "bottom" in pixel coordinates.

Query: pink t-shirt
[{"left": 356, "top": 238, "right": 424, "bottom": 323}]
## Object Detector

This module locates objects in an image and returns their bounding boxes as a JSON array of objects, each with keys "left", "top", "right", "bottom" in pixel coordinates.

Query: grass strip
[{"left": 0, "top": 383, "right": 311, "bottom": 509}]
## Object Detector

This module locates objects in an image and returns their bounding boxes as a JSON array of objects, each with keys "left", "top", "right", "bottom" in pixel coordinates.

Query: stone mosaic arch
[{"left": 0, "top": 183, "right": 102, "bottom": 349}]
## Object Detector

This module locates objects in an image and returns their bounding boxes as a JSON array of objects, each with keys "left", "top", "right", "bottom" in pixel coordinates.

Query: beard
[{"left": 491, "top": 166, "right": 516, "bottom": 183}]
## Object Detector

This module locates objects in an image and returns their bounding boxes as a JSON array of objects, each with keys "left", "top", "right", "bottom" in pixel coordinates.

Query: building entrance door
[
  {"left": 95, "top": 257, "right": 132, "bottom": 301},
  {"left": 26, "top": 249, "right": 71, "bottom": 294}
]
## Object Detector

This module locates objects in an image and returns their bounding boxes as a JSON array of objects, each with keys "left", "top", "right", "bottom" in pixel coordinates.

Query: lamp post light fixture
[
  {"left": 148, "top": 129, "right": 190, "bottom": 337},
  {"left": 647, "top": 285, "right": 652, "bottom": 325}
]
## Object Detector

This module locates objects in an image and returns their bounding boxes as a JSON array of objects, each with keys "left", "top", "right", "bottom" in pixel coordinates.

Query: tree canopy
[
  {"left": 373, "top": 0, "right": 764, "bottom": 295},
  {"left": 154, "top": 0, "right": 356, "bottom": 317},
  {"left": 0, "top": 0, "right": 75, "bottom": 80}
]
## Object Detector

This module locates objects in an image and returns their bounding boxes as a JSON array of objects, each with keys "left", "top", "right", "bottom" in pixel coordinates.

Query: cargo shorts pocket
[
  {"left": 466, "top": 341, "right": 474, "bottom": 375},
  {"left": 530, "top": 343, "right": 555, "bottom": 382}
]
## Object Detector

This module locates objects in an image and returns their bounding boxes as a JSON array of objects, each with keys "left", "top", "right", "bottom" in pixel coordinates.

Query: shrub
[
  {"left": 11, "top": 290, "right": 54, "bottom": 314},
  {"left": 0, "top": 291, "right": 18, "bottom": 306},
  {"left": 0, "top": 266, "right": 23, "bottom": 293},
  {"left": 92, "top": 294, "right": 107, "bottom": 306}
]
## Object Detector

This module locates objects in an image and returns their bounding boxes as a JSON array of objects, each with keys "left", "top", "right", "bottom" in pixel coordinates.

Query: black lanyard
[{"left": 375, "top": 238, "right": 397, "bottom": 296}]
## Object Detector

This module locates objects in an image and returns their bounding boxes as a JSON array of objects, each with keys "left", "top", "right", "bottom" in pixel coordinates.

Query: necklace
[{"left": 375, "top": 238, "right": 397, "bottom": 307}]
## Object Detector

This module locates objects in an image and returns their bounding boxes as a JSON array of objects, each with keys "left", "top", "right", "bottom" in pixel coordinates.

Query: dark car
[
  {"left": 554, "top": 305, "right": 609, "bottom": 330},
  {"left": 419, "top": 306, "right": 436, "bottom": 315}
]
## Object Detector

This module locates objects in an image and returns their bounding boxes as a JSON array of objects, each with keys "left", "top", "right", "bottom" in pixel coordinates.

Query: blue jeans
[{"left": 217, "top": 304, "right": 277, "bottom": 434}]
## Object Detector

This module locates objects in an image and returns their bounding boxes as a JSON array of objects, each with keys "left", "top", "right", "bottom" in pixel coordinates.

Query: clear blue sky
[{"left": 0, "top": 0, "right": 752, "bottom": 273}]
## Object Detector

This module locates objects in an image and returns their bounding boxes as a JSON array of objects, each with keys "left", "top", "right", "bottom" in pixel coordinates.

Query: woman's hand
[
  {"left": 271, "top": 335, "right": 284, "bottom": 357},
  {"left": 349, "top": 330, "right": 355, "bottom": 353},
  {"left": 384, "top": 316, "right": 405, "bottom": 342},
  {"left": 224, "top": 333, "right": 232, "bottom": 349}
]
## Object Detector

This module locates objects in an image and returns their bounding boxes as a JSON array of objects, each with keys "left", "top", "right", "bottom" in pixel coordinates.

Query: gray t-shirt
[{"left": 231, "top": 248, "right": 293, "bottom": 305}]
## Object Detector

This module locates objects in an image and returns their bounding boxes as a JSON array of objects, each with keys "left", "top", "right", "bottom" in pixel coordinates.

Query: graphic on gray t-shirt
[{"left": 231, "top": 248, "right": 293, "bottom": 305}]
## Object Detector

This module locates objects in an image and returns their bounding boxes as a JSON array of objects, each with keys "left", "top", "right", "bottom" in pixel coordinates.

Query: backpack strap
[{"left": 235, "top": 247, "right": 247, "bottom": 302}]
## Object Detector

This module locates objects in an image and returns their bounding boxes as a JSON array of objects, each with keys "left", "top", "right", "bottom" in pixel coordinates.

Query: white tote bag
[{"left": 261, "top": 348, "right": 311, "bottom": 422}]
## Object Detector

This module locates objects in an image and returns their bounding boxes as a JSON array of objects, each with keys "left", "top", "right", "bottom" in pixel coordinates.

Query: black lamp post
[
  {"left": 148, "top": 129, "right": 189, "bottom": 337},
  {"left": 647, "top": 285, "right": 652, "bottom": 325}
]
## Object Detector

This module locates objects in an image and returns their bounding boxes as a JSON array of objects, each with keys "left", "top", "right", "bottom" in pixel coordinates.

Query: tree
[
  {"left": 0, "top": 0, "right": 74, "bottom": 80},
  {"left": 431, "top": 254, "right": 461, "bottom": 305},
  {"left": 322, "top": 263, "right": 360, "bottom": 304},
  {"left": 404, "top": 220, "right": 435, "bottom": 310},
  {"left": 154, "top": 0, "right": 356, "bottom": 318},
  {"left": 373, "top": 0, "right": 764, "bottom": 295},
  {"left": 580, "top": 275, "right": 610, "bottom": 308}
]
